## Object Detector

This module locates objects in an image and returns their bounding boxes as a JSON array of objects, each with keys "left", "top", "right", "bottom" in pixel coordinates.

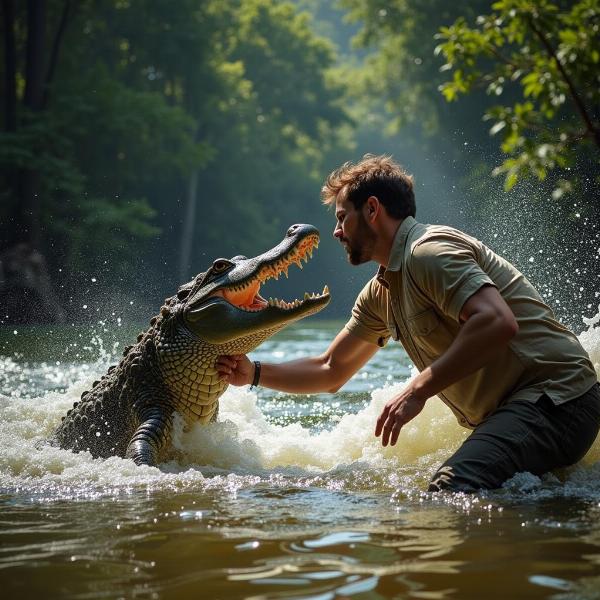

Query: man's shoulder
[
  {"left": 409, "top": 222, "right": 483, "bottom": 259},
  {"left": 411, "top": 221, "right": 480, "bottom": 243}
]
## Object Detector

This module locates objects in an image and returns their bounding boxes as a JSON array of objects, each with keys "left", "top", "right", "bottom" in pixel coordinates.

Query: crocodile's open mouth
[{"left": 216, "top": 233, "right": 329, "bottom": 312}]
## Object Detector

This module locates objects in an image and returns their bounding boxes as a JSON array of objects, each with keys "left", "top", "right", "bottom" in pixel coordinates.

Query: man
[{"left": 216, "top": 155, "right": 600, "bottom": 492}]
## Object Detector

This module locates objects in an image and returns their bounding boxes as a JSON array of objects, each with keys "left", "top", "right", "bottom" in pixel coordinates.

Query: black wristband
[{"left": 250, "top": 360, "right": 261, "bottom": 389}]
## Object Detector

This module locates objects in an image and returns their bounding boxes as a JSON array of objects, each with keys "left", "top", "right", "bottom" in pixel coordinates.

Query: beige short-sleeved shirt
[{"left": 345, "top": 217, "right": 598, "bottom": 428}]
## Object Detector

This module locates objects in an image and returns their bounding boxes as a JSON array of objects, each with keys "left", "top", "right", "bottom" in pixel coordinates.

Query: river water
[{"left": 1, "top": 316, "right": 600, "bottom": 599}]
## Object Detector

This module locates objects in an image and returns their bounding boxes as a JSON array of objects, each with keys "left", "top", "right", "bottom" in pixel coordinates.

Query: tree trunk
[
  {"left": 1, "top": 0, "right": 70, "bottom": 324},
  {"left": 1, "top": 0, "right": 17, "bottom": 133},
  {"left": 179, "top": 169, "right": 199, "bottom": 281},
  {"left": 43, "top": 0, "right": 71, "bottom": 107},
  {"left": 18, "top": 0, "right": 47, "bottom": 251},
  {"left": 24, "top": 0, "right": 46, "bottom": 110},
  {"left": 1, "top": 0, "right": 19, "bottom": 249}
]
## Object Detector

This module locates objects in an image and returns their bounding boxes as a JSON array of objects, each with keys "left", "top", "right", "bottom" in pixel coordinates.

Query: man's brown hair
[{"left": 321, "top": 154, "right": 416, "bottom": 220}]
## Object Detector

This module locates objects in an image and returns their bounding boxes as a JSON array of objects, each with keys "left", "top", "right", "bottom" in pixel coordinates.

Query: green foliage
[
  {"left": 339, "top": 0, "right": 492, "bottom": 136},
  {"left": 63, "top": 197, "right": 160, "bottom": 276},
  {"left": 1, "top": 0, "right": 350, "bottom": 301},
  {"left": 435, "top": 0, "right": 600, "bottom": 192},
  {"left": 53, "top": 64, "right": 209, "bottom": 193},
  {"left": 0, "top": 114, "right": 83, "bottom": 198}
]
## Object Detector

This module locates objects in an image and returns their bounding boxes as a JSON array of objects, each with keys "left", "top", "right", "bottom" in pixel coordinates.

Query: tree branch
[
  {"left": 486, "top": 44, "right": 521, "bottom": 72},
  {"left": 527, "top": 15, "right": 600, "bottom": 150}
]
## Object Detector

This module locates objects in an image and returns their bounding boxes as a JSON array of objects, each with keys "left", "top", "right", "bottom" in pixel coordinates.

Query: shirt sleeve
[
  {"left": 410, "top": 236, "right": 496, "bottom": 321},
  {"left": 344, "top": 277, "right": 390, "bottom": 347}
]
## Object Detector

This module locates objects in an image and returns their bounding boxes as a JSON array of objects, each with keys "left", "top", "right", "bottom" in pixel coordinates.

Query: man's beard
[{"left": 344, "top": 214, "right": 376, "bottom": 265}]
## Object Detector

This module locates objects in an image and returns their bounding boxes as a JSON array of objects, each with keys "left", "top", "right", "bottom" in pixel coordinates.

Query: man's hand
[
  {"left": 375, "top": 386, "right": 427, "bottom": 446},
  {"left": 216, "top": 354, "right": 254, "bottom": 386},
  {"left": 374, "top": 286, "right": 518, "bottom": 447}
]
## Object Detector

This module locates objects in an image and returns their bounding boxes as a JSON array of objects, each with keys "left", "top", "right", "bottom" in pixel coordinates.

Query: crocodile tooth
[
  {"left": 304, "top": 292, "right": 310, "bottom": 300},
  {"left": 323, "top": 284, "right": 329, "bottom": 295}
]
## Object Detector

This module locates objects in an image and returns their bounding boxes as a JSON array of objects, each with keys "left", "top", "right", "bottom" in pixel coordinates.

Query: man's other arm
[
  {"left": 216, "top": 328, "right": 379, "bottom": 394},
  {"left": 376, "top": 285, "right": 518, "bottom": 445}
]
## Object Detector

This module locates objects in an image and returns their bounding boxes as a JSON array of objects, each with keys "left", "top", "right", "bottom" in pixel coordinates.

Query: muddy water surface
[{"left": 1, "top": 320, "right": 600, "bottom": 599}]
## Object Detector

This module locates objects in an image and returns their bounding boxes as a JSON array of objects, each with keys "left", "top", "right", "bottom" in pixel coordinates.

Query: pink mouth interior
[{"left": 221, "top": 281, "right": 267, "bottom": 309}]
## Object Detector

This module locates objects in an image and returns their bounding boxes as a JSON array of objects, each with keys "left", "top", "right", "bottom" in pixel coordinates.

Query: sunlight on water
[{"left": 1, "top": 315, "right": 600, "bottom": 600}]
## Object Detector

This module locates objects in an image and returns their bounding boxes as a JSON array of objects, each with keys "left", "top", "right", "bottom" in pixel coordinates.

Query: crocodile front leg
[{"left": 125, "top": 406, "right": 173, "bottom": 466}]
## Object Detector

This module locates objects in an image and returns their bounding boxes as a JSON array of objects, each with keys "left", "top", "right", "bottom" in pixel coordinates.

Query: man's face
[{"left": 334, "top": 195, "right": 376, "bottom": 265}]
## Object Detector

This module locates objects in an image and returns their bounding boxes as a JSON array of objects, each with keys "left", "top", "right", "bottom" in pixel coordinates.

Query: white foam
[
  {"left": 580, "top": 305, "right": 600, "bottom": 378},
  {"left": 175, "top": 382, "right": 464, "bottom": 472},
  {"left": 577, "top": 306, "right": 600, "bottom": 463},
  {"left": 1, "top": 307, "right": 599, "bottom": 494},
  {"left": 0, "top": 366, "right": 461, "bottom": 493}
]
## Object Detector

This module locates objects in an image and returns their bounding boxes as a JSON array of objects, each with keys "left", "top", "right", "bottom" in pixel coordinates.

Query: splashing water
[{"left": 1, "top": 310, "right": 599, "bottom": 499}]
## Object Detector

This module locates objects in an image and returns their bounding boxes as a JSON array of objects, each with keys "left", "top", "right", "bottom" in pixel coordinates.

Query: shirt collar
[{"left": 375, "top": 216, "right": 417, "bottom": 287}]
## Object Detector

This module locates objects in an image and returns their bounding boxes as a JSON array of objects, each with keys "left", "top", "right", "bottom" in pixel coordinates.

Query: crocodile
[{"left": 53, "top": 224, "right": 330, "bottom": 466}]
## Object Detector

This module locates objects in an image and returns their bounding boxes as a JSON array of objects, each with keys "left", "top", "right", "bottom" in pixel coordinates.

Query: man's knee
[{"left": 428, "top": 465, "right": 481, "bottom": 493}]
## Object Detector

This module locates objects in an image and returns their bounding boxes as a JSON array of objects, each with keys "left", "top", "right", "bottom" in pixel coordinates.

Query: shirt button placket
[
  {"left": 392, "top": 296, "right": 423, "bottom": 370},
  {"left": 391, "top": 299, "right": 401, "bottom": 338}
]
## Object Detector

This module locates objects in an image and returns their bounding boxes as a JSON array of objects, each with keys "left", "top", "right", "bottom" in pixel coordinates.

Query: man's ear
[{"left": 365, "top": 196, "right": 380, "bottom": 223}]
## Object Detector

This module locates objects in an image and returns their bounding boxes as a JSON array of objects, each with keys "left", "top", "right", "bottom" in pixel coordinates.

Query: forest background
[{"left": 1, "top": 0, "right": 599, "bottom": 330}]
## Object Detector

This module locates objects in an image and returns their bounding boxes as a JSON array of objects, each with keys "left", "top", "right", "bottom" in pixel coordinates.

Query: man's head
[
  {"left": 322, "top": 155, "right": 415, "bottom": 265},
  {"left": 321, "top": 154, "right": 416, "bottom": 219}
]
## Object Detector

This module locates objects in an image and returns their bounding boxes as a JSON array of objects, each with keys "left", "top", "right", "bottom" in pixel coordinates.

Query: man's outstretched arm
[{"left": 216, "top": 328, "right": 379, "bottom": 394}]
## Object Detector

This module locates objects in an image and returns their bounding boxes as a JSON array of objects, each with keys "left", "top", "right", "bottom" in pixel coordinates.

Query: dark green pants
[{"left": 429, "top": 382, "right": 600, "bottom": 492}]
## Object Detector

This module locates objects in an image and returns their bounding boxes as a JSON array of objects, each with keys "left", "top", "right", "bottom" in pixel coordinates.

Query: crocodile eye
[{"left": 212, "top": 259, "right": 232, "bottom": 273}]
